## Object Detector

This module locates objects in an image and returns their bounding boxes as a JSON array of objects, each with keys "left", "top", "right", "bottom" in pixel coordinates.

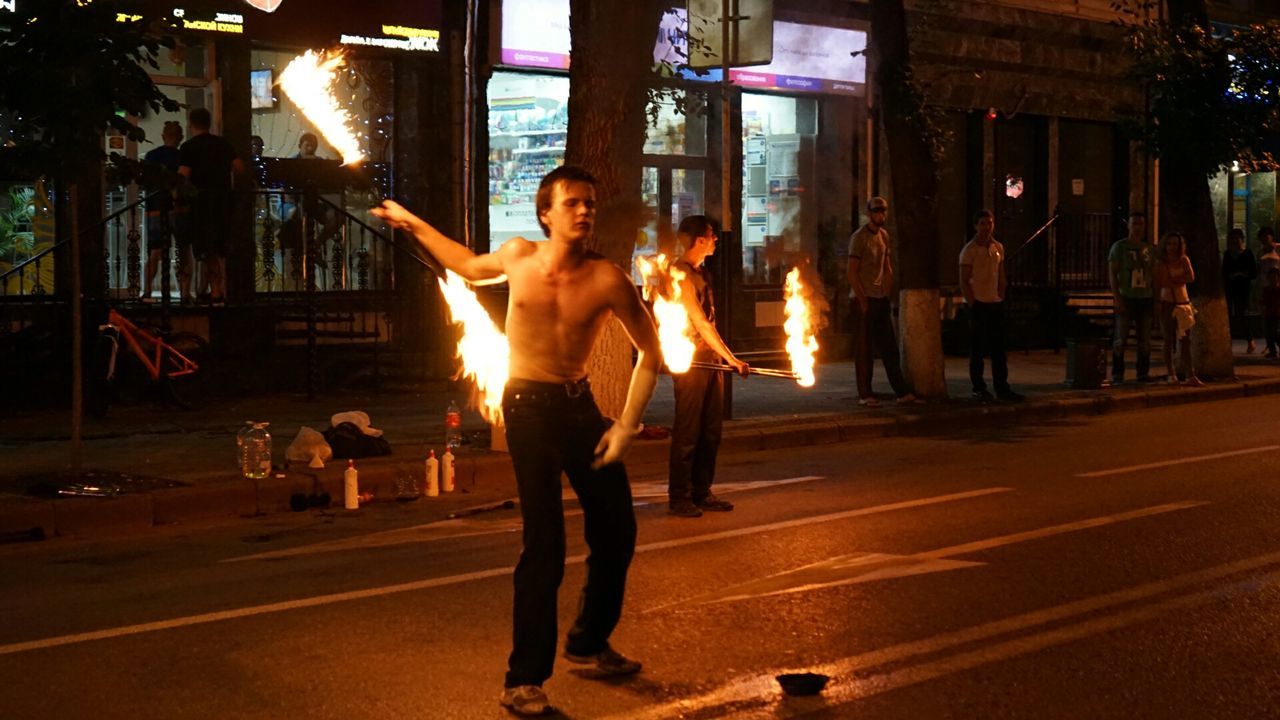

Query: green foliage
[
  {"left": 0, "top": 0, "right": 179, "bottom": 182},
  {"left": 1119, "top": 8, "right": 1280, "bottom": 175},
  {"left": 883, "top": 63, "right": 954, "bottom": 167},
  {"left": 0, "top": 185, "right": 36, "bottom": 263}
]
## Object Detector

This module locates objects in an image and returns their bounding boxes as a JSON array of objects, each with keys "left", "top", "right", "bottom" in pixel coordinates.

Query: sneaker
[
  {"left": 857, "top": 396, "right": 882, "bottom": 408},
  {"left": 971, "top": 389, "right": 995, "bottom": 403},
  {"left": 668, "top": 501, "right": 702, "bottom": 518},
  {"left": 895, "top": 393, "right": 924, "bottom": 405},
  {"left": 694, "top": 494, "right": 734, "bottom": 512},
  {"left": 995, "top": 389, "right": 1025, "bottom": 403},
  {"left": 1166, "top": 376, "right": 1179, "bottom": 385},
  {"left": 564, "top": 645, "right": 642, "bottom": 676},
  {"left": 1183, "top": 376, "right": 1206, "bottom": 387},
  {"left": 499, "top": 686, "right": 551, "bottom": 716}
]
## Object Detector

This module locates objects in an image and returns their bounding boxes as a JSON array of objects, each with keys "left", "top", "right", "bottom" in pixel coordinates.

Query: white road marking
[
  {"left": 609, "top": 544, "right": 1280, "bottom": 720},
  {"left": 228, "top": 475, "right": 830, "bottom": 562},
  {"left": 0, "top": 486, "right": 1007, "bottom": 656},
  {"left": 654, "top": 501, "right": 1205, "bottom": 609},
  {"left": 1077, "top": 445, "right": 1280, "bottom": 478}
]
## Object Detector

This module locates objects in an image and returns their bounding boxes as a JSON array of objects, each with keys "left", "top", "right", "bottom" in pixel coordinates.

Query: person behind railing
[
  {"left": 1222, "top": 227, "right": 1257, "bottom": 354},
  {"left": 142, "top": 120, "right": 190, "bottom": 303},
  {"left": 178, "top": 108, "right": 246, "bottom": 306}
]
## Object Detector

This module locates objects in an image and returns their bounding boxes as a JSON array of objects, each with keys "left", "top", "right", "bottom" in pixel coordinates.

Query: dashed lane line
[{"left": 1077, "top": 445, "right": 1280, "bottom": 478}]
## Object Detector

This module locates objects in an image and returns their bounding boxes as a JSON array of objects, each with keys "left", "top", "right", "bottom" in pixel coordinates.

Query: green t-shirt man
[{"left": 1108, "top": 237, "right": 1156, "bottom": 299}]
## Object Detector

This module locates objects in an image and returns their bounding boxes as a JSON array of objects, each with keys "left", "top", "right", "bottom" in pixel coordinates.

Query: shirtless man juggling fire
[{"left": 372, "top": 165, "right": 661, "bottom": 717}]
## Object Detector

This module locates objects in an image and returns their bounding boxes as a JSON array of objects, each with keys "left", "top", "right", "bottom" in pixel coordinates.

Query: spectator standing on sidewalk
[
  {"left": 1261, "top": 267, "right": 1280, "bottom": 360},
  {"left": 1108, "top": 211, "right": 1157, "bottom": 384},
  {"left": 960, "top": 210, "right": 1023, "bottom": 402},
  {"left": 847, "top": 196, "right": 919, "bottom": 408},
  {"left": 1155, "top": 231, "right": 1203, "bottom": 386},
  {"left": 665, "top": 215, "right": 749, "bottom": 519},
  {"left": 1222, "top": 228, "right": 1257, "bottom": 354},
  {"left": 1257, "top": 228, "right": 1279, "bottom": 357},
  {"left": 374, "top": 165, "right": 660, "bottom": 717}
]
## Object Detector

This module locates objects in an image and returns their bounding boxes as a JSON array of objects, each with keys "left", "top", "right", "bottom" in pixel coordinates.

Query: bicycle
[{"left": 87, "top": 308, "right": 210, "bottom": 418}]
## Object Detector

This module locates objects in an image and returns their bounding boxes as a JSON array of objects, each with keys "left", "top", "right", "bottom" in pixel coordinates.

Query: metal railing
[{"left": 1055, "top": 212, "right": 1115, "bottom": 292}]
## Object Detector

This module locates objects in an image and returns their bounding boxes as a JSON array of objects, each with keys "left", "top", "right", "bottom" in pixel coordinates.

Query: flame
[
  {"left": 438, "top": 271, "right": 509, "bottom": 425},
  {"left": 278, "top": 49, "right": 366, "bottom": 166},
  {"left": 784, "top": 267, "right": 820, "bottom": 387},
  {"left": 636, "top": 254, "right": 697, "bottom": 374}
]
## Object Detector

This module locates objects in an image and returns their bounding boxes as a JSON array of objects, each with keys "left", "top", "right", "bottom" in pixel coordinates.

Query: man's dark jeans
[
  {"left": 1113, "top": 296, "right": 1154, "bottom": 381},
  {"left": 502, "top": 379, "right": 637, "bottom": 689},
  {"left": 968, "top": 300, "right": 1010, "bottom": 394},
  {"left": 669, "top": 366, "right": 723, "bottom": 504},
  {"left": 851, "top": 296, "right": 909, "bottom": 398}
]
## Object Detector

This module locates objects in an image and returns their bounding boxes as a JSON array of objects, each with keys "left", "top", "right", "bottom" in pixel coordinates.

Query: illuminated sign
[
  {"left": 0, "top": 1, "right": 14, "bottom": 13},
  {"left": 114, "top": 1, "right": 442, "bottom": 51},
  {"left": 501, "top": 0, "right": 865, "bottom": 95}
]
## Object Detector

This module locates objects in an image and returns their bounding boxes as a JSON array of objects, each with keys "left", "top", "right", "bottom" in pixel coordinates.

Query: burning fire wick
[
  {"left": 784, "top": 267, "right": 820, "bottom": 387},
  {"left": 636, "top": 254, "right": 697, "bottom": 374},
  {"left": 438, "top": 271, "right": 509, "bottom": 425},
  {"left": 279, "top": 49, "right": 367, "bottom": 166}
]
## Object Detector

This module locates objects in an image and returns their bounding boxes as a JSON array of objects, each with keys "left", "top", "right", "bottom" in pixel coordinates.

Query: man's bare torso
[{"left": 503, "top": 239, "right": 619, "bottom": 383}]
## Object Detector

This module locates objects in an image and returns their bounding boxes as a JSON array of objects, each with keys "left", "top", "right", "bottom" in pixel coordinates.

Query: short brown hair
[
  {"left": 188, "top": 108, "right": 212, "bottom": 131},
  {"left": 535, "top": 165, "right": 598, "bottom": 238}
]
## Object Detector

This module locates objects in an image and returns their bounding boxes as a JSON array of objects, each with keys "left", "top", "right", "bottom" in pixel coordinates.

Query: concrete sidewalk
[{"left": 4, "top": 343, "right": 1280, "bottom": 540}]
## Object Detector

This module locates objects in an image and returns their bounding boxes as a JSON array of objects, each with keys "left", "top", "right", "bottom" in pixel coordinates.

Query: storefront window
[
  {"left": 740, "top": 93, "right": 817, "bottom": 284},
  {"left": 644, "top": 90, "right": 707, "bottom": 156},
  {"left": 488, "top": 71, "right": 569, "bottom": 250},
  {"left": 636, "top": 167, "right": 705, "bottom": 281},
  {"left": 1216, "top": 169, "right": 1279, "bottom": 251}
]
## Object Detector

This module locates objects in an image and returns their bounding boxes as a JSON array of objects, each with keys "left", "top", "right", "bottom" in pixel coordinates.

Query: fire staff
[
  {"left": 666, "top": 216, "right": 748, "bottom": 518},
  {"left": 373, "top": 165, "right": 660, "bottom": 717}
]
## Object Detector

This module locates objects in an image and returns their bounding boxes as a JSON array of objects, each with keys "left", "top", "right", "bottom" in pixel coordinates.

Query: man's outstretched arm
[
  {"left": 373, "top": 200, "right": 506, "bottom": 282},
  {"left": 594, "top": 268, "right": 662, "bottom": 468}
]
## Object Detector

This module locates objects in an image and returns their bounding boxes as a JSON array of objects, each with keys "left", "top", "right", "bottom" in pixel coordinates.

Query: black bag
[{"left": 323, "top": 422, "right": 391, "bottom": 459}]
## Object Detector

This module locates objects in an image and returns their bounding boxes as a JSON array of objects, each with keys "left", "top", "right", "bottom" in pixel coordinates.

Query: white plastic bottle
[
  {"left": 344, "top": 460, "right": 359, "bottom": 509},
  {"left": 424, "top": 450, "right": 440, "bottom": 497},
  {"left": 442, "top": 447, "right": 455, "bottom": 492}
]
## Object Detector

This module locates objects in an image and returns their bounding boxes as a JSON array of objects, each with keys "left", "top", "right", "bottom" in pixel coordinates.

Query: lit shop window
[
  {"left": 740, "top": 93, "right": 817, "bottom": 284},
  {"left": 488, "top": 72, "right": 569, "bottom": 250},
  {"left": 644, "top": 90, "right": 707, "bottom": 156}
]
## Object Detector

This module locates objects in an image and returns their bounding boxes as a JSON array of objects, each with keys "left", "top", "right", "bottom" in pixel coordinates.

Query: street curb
[{"left": 5, "top": 376, "right": 1280, "bottom": 540}]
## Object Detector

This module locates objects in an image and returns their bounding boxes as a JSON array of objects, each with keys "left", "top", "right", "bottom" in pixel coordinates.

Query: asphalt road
[{"left": 4, "top": 396, "right": 1280, "bottom": 719}]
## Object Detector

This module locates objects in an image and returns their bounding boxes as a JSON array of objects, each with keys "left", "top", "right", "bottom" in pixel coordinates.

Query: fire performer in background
[
  {"left": 373, "top": 165, "right": 661, "bottom": 717},
  {"left": 667, "top": 216, "right": 749, "bottom": 518}
]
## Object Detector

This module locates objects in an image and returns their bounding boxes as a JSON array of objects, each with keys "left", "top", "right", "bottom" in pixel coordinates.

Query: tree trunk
[
  {"left": 869, "top": 0, "right": 946, "bottom": 397},
  {"left": 1162, "top": 0, "right": 1234, "bottom": 379},
  {"left": 566, "top": 0, "right": 664, "bottom": 418}
]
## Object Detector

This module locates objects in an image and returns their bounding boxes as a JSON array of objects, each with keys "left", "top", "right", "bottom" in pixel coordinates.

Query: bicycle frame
[{"left": 101, "top": 309, "right": 199, "bottom": 382}]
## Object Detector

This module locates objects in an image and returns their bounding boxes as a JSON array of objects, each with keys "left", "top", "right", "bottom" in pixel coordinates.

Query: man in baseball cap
[{"left": 846, "top": 196, "right": 919, "bottom": 408}]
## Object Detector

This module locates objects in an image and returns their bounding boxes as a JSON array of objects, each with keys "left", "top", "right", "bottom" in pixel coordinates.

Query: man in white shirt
[{"left": 960, "top": 210, "right": 1023, "bottom": 402}]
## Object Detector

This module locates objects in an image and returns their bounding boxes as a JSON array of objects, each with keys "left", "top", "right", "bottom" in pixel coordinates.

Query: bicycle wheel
[{"left": 161, "top": 331, "right": 211, "bottom": 410}]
